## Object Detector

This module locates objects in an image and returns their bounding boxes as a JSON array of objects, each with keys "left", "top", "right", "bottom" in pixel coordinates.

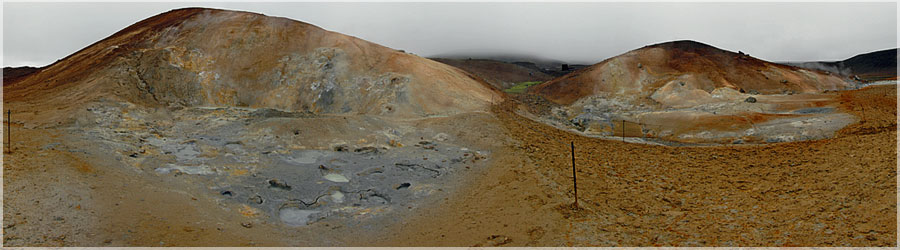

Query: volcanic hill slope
[
  {"left": 526, "top": 40, "right": 858, "bottom": 144},
  {"left": 3, "top": 8, "right": 501, "bottom": 125},
  {"left": 532, "top": 40, "right": 850, "bottom": 105},
  {"left": 3, "top": 7, "right": 505, "bottom": 246}
]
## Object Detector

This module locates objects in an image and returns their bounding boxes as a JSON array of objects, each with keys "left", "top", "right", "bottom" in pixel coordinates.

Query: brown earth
[
  {"left": 1, "top": 126, "right": 286, "bottom": 246},
  {"left": 2, "top": 80, "right": 894, "bottom": 247},
  {"left": 372, "top": 84, "right": 896, "bottom": 247},
  {"left": 431, "top": 58, "right": 554, "bottom": 89}
]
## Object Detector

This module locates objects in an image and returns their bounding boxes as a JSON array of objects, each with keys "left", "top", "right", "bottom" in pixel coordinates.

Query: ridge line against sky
[{"left": 2, "top": 1, "right": 898, "bottom": 67}]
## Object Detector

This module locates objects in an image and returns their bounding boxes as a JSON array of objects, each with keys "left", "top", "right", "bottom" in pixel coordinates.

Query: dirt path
[{"left": 380, "top": 85, "right": 896, "bottom": 246}]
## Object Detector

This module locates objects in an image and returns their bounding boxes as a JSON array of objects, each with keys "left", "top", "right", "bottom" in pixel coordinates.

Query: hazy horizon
[{"left": 3, "top": 2, "right": 897, "bottom": 67}]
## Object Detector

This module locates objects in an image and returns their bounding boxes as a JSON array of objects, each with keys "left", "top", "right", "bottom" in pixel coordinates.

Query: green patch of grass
[{"left": 503, "top": 81, "right": 543, "bottom": 94}]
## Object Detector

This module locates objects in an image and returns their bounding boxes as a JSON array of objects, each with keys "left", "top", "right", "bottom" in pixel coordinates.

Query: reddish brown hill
[
  {"left": 531, "top": 40, "right": 851, "bottom": 105},
  {"left": 4, "top": 8, "right": 502, "bottom": 121}
]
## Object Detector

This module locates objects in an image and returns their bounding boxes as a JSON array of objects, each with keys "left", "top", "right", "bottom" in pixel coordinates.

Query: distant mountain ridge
[
  {"left": 429, "top": 58, "right": 554, "bottom": 90},
  {"left": 782, "top": 48, "right": 897, "bottom": 82},
  {"left": 428, "top": 53, "right": 592, "bottom": 72},
  {"left": 2, "top": 66, "right": 41, "bottom": 85}
]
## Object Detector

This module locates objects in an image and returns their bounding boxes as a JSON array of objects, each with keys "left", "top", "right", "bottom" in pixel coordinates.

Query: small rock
[
  {"left": 241, "top": 222, "right": 252, "bottom": 228},
  {"left": 333, "top": 145, "right": 349, "bottom": 152},
  {"left": 474, "top": 234, "right": 512, "bottom": 247},
  {"left": 433, "top": 133, "right": 450, "bottom": 142},
  {"left": 395, "top": 183, "right": 411, "bottom": 190},
  {"left": 249, "top": 195, "right": 264, "bottom": 204},
  {"left": 268, "top": 179, "right": 292, "bottom": 190},
  {"left": 744, "top": 97, "right": 757, "bottom": 103},
  {"left": 353, "top": 146, "right": 378, "bottom": 155},
  {"left": 323, "top": 173, "right": 350, "bottom": 183},
  {"left": 330, "top": 192, "right": 345, "bottom": 203},
  {"left": 41, "top": 142, "right": 61, "bottom": 150}
]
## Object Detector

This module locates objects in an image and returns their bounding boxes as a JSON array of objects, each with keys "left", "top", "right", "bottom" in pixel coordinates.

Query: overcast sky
[{"left": 3, "top": 2, "right": 897, "bottom": 67}]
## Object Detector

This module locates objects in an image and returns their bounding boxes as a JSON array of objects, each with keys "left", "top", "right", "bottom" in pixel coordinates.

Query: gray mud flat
[
  {"left": 190, "top": 143, "right": 483, "bottom": 227},
  {"left": 527, "top": 92, "right": 856, "bottom": 145},
  {"left": 61, "top": 101, "right": 492, "bottom": 243}
]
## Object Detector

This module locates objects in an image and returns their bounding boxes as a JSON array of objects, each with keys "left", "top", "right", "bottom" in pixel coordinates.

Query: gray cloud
[{"left": 3, "top": 2, "right": 897, "bottom": 67}]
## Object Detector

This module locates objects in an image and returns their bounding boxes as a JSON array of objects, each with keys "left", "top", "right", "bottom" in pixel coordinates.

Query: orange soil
[{"left": 375, "top": 85, "right": 896, "bottom": 246}]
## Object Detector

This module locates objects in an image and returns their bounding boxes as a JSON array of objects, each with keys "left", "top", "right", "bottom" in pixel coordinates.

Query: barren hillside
[
  {"left": 523, "top": 40, "right": 859, "bottom": 144},
  {"left": 4, "top": 8, "right": 502, "bottom": 124},
  {"left": 532, "top": 40, "right": 850, "bottom": 105}
]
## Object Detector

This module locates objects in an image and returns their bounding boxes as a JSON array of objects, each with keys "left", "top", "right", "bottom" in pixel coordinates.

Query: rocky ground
[
  {"left": 525, "top": 89, "right": 858, "bottom": 145},
  {"left": 373, "top": 84, "right": 897, "bottom": 247},
  {"left": 3, "top": 85, "right": 896, "bottom": 246}
]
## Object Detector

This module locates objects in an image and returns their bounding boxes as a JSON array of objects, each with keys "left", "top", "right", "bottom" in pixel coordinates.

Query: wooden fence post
[{"left": 571, "top": 141, "right": 578, "bottom": 207}]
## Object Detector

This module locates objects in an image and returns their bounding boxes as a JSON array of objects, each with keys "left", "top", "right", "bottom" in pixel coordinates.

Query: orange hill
[
  {"left": 4, "top": 8, "right": 502, "bottom": 120},
  {"left": 531, "top": 40, "right": 851, "bottom": 106}
]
